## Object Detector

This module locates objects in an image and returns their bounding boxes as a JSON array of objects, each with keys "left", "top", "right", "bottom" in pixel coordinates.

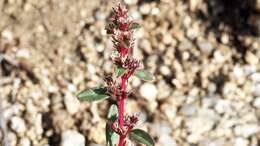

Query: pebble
[
  {"left": 234, "top": 124, "right": 260, "bottom": 138},
  {"left": 158, "top": 134, "right": 177, "bottom": 146},
  {"left": 124, "top": 0, "right": 138, "bottom": 5},
  {"left": 18, "top": 138, "right": 31, "bottom": 146},
  {"left": 180, "top": 104, "right": 198, "bottom": 116},
  {"left": 250, "top": 72, "right": 260, "bottom": 82},
  {"left": 198, "top": 41, "right": 213, "bottom": 55},
  {"left": 61, "top": 130, "right": 85, "bottom": 146},
  {"left": 10, "top": 116, "right": 26, "bottom": 134},
  {"left": 1, "top": 29, "right": 13, "bottom": 41},
  {"left": 152, "top": 121, "right": 172, "bottom": 136},
  {"left": 161, "top": 103, "right": 177, "bottom": 119},
  {"left": 234, "top": 137, "right": 249, "bottom": 146},
  {"left": 253, "top": 97, "right": 260, "bottom": 108},
  {"left": 139, "top": 83, "right": 158, "bottom": 101},
  {"left": 64, "top": 92, "right": 80, "bottom": 115},
  {"left": 214, "top": 100, "right": 231, "bottom": 114},
  {"left": 186, "top": 27, "right": 199, "bottom": 40},
  {"left": 139, "top": 4, "right": 151, "bottom": 15},
  {"left": 159, "top": 65, "right": 171, "bottom": 76},
  {"left": 251, "top": 84, "right": 260, "bottom": 97},
  {"left": 245, "top": 52, "right": 259, "bottom": 65}
]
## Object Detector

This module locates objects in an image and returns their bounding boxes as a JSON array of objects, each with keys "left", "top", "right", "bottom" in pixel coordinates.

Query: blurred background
[{"left": 0, "top": 0, "right": 260, "bottom": 146}]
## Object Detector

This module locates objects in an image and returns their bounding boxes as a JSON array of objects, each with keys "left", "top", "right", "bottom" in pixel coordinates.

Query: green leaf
[
  {"left": 129, "top": 129, "right": 154, "bottom": 146},
  {"left": 115, "top": 67, "right": 125, "bottom": 77},
  {"left": 129, "top": 22, "right": 141, "bottom": 30},
  {"left": 107, "top": 104, "right": 118, "bottom": 121},
  {"left": 77, "top": 87, "right": 109, "bottom": 102},
  {"left": 106, "top": 123, "right": 119, "bottom": 146},
  {"left": 134, "top": 70, "right": 155, "bottom": 81}
]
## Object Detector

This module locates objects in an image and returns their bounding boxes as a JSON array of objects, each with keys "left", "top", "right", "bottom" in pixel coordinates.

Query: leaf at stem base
[
  {"left": 129, "top": 129, "right": 154, "bottom": 146},
  {"left": 106, "top": 123, "right": 119, "bottom": 146}
]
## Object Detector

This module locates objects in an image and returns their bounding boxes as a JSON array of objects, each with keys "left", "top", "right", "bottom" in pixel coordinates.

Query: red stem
[{"left": 118, "top": 77, "right": 127, "bottom": 146}]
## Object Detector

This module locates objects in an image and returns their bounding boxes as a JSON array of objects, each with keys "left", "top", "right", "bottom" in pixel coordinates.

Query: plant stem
[{"left": 118, "top": 77, "right": 127, "bottom": 146}]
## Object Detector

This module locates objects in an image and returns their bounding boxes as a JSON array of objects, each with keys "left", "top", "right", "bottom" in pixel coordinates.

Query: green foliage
[
  {"left": 77, "top": 87, "right": 109, "bottom": 101},
  {"left": 115, "top": 67, "right": 125, "bottom": 77},
  {"left": 134, "top": 70, "right": 155, "bottom": 81},
  {"left": 129, "top": 22, "right": 141, "bottom": 30},
  {"left": 129, "top": 129, "right": 154, "bottom": 146}
]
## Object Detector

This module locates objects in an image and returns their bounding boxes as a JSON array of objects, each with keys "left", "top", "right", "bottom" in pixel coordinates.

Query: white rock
[
  {"left": 214, "top": 100, "right": 231, "bottom": 114},
  {"left": 139, "top": 4, "right": 151, "bottom": 15},
  {"left": 180, "top": 104, "right": 197, "bottom": 116},
  {"left": 87, "top": 64, "right": 96, "bottom": 75},
  {"left": 158, "top": 134, "right": 177, "bottom": 146},
  {"left": 64, "top": 92, "right": 80, "bottom": 115},
  {"left": 159, "top": 65, "right": 171, "bottom": 76},
  {"left": 250, "top": 72, "right": 260, "bottom": 82},
  {"left": 198, "top": 41, "right": 213, "bottom": 54},
  {"left": 253, "top": 97, "right": 260, "bottom": 108},
  {"left": 161, "top": 103, "right": 177, "bottom": 119},
  {"left": 61, "top": 130, "right": 85, "bottom": 146},
  {"left": 17, "top": 49, "right": 30, "bottom": 58},
  {"left": 251, "top": 84, "right": 260, "bottom": 97},
  {"left": 18, "top": 138, "right": 31, "bottom": 146},
  {"left": 124, "top": 0, "right": 138, "bottom": 5},
  {"left": 1, "top": 29, "right": 13, "bottom": 41},
  {"left": 10, "top": 116, "right": 26, "bottom": 134},
  {"left": 234, "top": 124, "right": 260, "bottom": 138},
  {"left": 234, "top": 137, "right": 249, "bottom": 146},
  {"left": 139, "top": 83, "right": 158, "bottom": 101},
  {"left": 152, "top": 121, "right": 172, "bottom": 136},
  {"left": 246, "top": 52, "right": 259, "bottom": 65}
]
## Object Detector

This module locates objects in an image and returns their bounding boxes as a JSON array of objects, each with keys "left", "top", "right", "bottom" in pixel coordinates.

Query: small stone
[
  {"left": 162, "top": 34, "right": 172, "bottom": 45},
  {"left": 139, "top": 4, "right": 151, "bottom": 15},
  {"left": 221, "top": 33, "right": 229, "bottom": 44},
  {"left": 253, "top": 97, "right": 260, "bottom": 108},
  {"left": 251, "top": 84, "right": 260, "bottom": 97},
  {"left": 180, "top": 104, "right": 197, "bottom": 116},
  {"left": 246, "top": 52, "right": 259, "bottom": 65},
  {"left": 178, "top": 39, "right": 192, "bottom": 50},
  {"left": 234, "top": 124, "right": 260, "bottom": 138},
  {"left": 61, "top": 130, "right": 85, "bottom": 146},
  {"left": 1, "top": 29, "right": 13, "bottom": 41},
  {"left": 87, "top": 64, "right": 96, "bottom": 75},
  {"left": 139, "top": 83, "right": 158, "bottom": 101},
  {"left": 214, "top": 100, "right": 231, "bottom": 114},
  {"left": 124, "top": 0, "right": 138, "bottom": 5},
  {"left": 17, "top": 49, "right": 30, "bottom": 59},
  {"left": 161, "top": 103, "right": 177, "bottom": 119},
  {"left": 64, "top": 92, "right": 80, "bottom": 115},
  {"left": 250, "top": 72, "right": 260, "bottom": 82},
  {"left": 187, "top": 27, "right": 199, "bottom": 40},
  {"left": 159, "top": 65, "right": 171, "bottom": 76},
  {"left": 234, "top": 137, "right": 249, "bottom": 146},
  {"left": 158, "top": 134, "right": 177, "bottom": 146},
  {"left": 198, "top": 41, "right": 213, "bottom": 54},
  {"left": 10, "top": 116, "right": 26, "bottom": 134},
  {"left": 152, "top": 121, "right": 172, "bottom": 136},
  {"left": 18, "top": 138, "right": 31, "bottom": 146}
]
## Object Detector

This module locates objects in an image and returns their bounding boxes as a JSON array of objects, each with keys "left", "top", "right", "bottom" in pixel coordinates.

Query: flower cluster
[
  {"left": 111, "top": 114, "right": 139, "bottom": 137},
  {"left": 106, "top": 4, "right": 140, "bottom": 79}
]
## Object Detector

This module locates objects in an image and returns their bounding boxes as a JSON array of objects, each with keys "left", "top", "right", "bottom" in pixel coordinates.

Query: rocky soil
[{"left": 0, "top": 0, "right": 260, "bottom": 146}]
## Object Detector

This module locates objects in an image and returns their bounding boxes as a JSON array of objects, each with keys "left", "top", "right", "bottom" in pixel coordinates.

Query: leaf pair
[{"left": 115, "top": 66, "right": 155, "bottom": 82}]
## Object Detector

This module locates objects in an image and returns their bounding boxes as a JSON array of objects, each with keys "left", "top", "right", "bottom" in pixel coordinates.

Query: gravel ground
[{"left": 0, "top": 0, "right": 260, "bottom": 146}]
